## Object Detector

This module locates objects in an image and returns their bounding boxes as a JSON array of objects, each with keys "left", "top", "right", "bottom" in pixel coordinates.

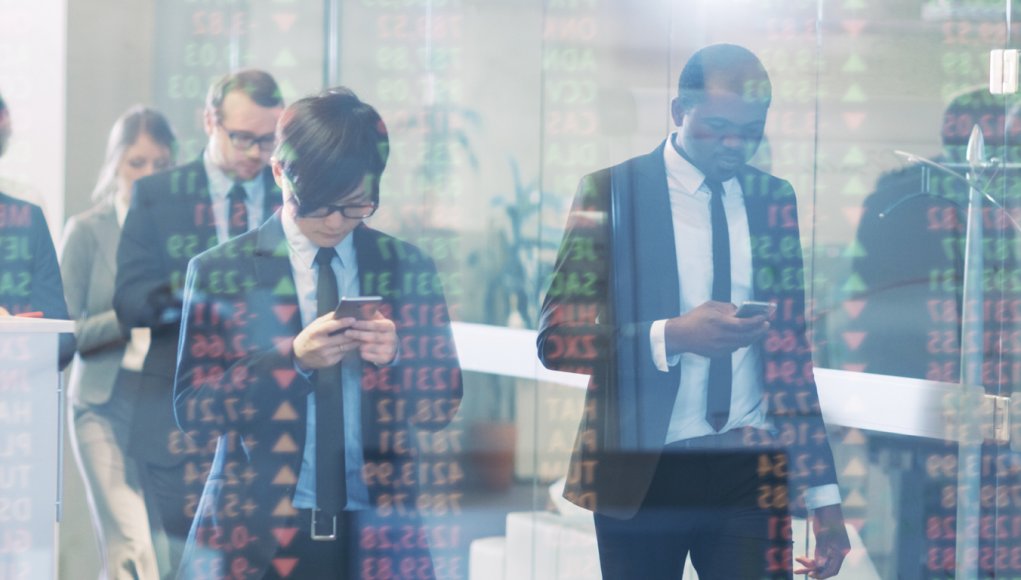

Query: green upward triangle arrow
[
  {"left": 842, "top": 146, "right": 867, "bottom": 166},
  {"left": 273, "top": 277, "right": 296, "bottom": 296},
  {"left": 842, "top": 272, "right": 868, "bottom": 293},
  {"left": 843, "top": 54, "right": 867, "bottom": 73},
  {"left": 843, "top": 84, "right": 868, "bottom": 103}
]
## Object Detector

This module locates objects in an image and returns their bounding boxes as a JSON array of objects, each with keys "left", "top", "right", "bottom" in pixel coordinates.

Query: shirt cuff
[
  {"left": 293, "top": 358, "right": 314, "bottom": 380},
  {"left": 650, "top": 319, "right": 679, "bottom": 372},
  {"left": 386, "top": 342, "right": 401, "bottom": 367},
  {"left": 804, "top": 484, "right": 842, "bottom": 510}
]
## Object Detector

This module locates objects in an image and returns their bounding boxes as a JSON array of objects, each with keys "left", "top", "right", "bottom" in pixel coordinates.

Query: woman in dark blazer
[{"left": 60, "top": 106, "right": 176, "bottom": 580}]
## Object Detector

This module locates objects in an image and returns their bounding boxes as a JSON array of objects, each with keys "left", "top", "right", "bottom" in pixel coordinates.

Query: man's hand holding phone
[
  {"left": 293, "top": 296, "right": 395, "bottom": 369},
  {"left": 664, "top": 300, "right": 772, "bottom": 358},
  {"left": 336, "top": 297, "right": 396, "bottom": 366}
]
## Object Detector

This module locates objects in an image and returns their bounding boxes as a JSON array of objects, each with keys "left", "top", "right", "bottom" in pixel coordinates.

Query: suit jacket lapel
[
  {"left": 176, "top": 157, "right": 218, "bottom": 246},
  {"left": 739, "top": 167, "right": 772, "bottom": 302},
  {"left": 93, "top": 203, "right": 121, "bottom": 274},
  {"left": 253, "top": 211, "right": 302, "bottom": 337},
  {"left": 609, "top": 141, "right": 680, "bottom": 450},
  {"left": 609, "top": 141, "right": 680, "bottom": 324},
  {"left": 352, "top": 224, "right": 388, "bottom": 440},
  {"left": 261, "top": 166, "right": 283, "bottom": 217}
]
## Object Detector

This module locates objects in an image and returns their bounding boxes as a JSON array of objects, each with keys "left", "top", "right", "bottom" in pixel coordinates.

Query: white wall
[{"left": 0, "top": 0, "right": 67, "bottom": 241}]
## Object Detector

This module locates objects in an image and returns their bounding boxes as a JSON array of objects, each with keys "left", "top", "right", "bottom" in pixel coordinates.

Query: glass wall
[{"left": 14, "top": 0, "right": 1021, "bottom": 578}]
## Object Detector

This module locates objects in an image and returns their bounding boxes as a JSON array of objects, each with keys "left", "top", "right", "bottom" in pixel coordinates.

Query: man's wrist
[{"left": 292, "top": 347, "right": 314, "bottom": 378}]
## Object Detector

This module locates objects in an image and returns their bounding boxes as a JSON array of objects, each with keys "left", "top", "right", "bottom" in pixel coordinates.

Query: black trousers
[
  {"left": 593, "top": 443, "right": 793, "bottom": 580},
  {"left": 139, "top": 460, "right": 192, "bottom": 580}
]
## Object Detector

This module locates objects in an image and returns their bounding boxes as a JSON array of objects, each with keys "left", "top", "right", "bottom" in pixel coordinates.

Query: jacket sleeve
[
  {"left": 360, "top": 236, "right": 463, "bottom": 434},
  {"left": 114, "top": 181, "right": 179, "bottom": 332},
  {"left": 28, "top": 204, "right": 75, "bottom": 368},
  {"left": 538, "top": 170, "right": 614, "bottom": 376},
  {"left": 60, "top": 214, "right": 124, "bottom": 356}
]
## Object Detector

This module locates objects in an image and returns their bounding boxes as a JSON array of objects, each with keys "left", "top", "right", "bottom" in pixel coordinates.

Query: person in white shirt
[{"left": 538, "top": 43, "right": 849, "bottom": 579}]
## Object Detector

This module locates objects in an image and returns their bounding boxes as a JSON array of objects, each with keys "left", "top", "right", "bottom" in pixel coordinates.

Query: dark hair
[
  {"left": 677, "top": 44, "right": 771, "bottom": 111},
  {"left": 274, "top": 87, "right": 389, "bottom": 210},
  {"left": 0, "top": 92, "right": 6, "bottom": 114},
  {"left": 92, "top": 106, "right": 177, "bottom": 202},
  {"left": 206, "top": 69, "right": 283, "bottom": 121}
]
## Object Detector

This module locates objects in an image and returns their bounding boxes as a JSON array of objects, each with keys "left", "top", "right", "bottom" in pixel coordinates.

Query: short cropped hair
[
  {"left": 206, "top": 69, "right": 283, "bottom": 121},
  {"left": 92, "top": 106, "right": 177, "bottom": 202},
  {"left": 677, "top": 44, "right": 771, "bottom": 111},
  {"left": 274, "top": 87, "right": 389, "bottom": 210}
]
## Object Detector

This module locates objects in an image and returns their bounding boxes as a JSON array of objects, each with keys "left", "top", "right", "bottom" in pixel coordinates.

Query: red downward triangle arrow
[
  {"left": 842, "top": 20, "right": 866, "bottom": 38},
  {"left": 272, "top": 527, "right": 299, "bottom": 549},
  {"left": 843, "top": 112, "right": 866, "bottom": 130},
  {"left": 271, "top": 557, "right": 299, "bottom": 577},
  {"left": 273, "top": 13, "right": 297, "bottom": 33},
  {"left": 843, "top": 300, "right": 866, "bottom": 320},
  {"left": 274, "top": 304, "right": 298, "bottom": 324},
  {"left": 843, "top": 332, "right": 866, "bottom": 350},
  {"left": 273, "top": 369, "right": 297, "bottom": 389},
  {"left": 272, "top": 337, "right": 293, "bottom": 356}
]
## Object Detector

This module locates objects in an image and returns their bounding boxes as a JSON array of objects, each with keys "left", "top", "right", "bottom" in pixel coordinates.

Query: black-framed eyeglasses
[
  {"left": 296, "top": 201, "right": 378, "bottom": 220},
  {"left": 218, "top": 122, "right": 276, "bottom": 152}
]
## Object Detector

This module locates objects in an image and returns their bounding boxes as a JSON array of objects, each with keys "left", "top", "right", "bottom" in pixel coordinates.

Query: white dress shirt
[
  {"left": 202, "top": 150, "right": 266, "bottom": 245},
  {"left": 650, "top": 134, "right": 840, "bottom": 510}
]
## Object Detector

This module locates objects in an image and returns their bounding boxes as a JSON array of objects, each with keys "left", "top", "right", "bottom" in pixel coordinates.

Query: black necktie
[
  {"left": 705, "top": 179, "right": 732, "bottom": 431},
  {"left": 314, "top": 247, "right": 346, "bottom": 515},
  {"left": 227, "top": 183, "right": 249, "bottom": 238}
]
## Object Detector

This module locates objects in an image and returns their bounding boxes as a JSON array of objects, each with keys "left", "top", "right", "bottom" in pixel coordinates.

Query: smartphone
[
  {"left": 333, "top": 296, "right": 383, "bottom": 320},
  {"left": 735, "top": 300, "right": 776, "bottom": 319}
]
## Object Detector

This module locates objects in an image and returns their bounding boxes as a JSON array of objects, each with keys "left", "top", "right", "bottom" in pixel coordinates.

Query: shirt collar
[
  {"left": 281, "top": 204, "right": 357, "bottom": 271},
  {"left": 113, "top": 195, "right": 129, "bottom": 228},
  {"left": 663, "top": 133, "right": 739, "bottom": 198},
  {"left": 202, "top": 148, "right": 264, "bottom": 199}
]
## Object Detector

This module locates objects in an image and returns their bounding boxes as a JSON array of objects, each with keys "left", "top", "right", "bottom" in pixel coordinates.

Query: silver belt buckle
[{"left": 311, "top": 509, "right": 337, "bottom": 541}]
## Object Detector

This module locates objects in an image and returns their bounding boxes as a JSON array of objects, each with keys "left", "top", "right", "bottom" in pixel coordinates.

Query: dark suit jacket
[
  {"left": 113, "top": 158, "right": 281, "bottom": 465},
  {"left": 537, "top": 142, "right": 838, "bottom": 519},
  {"left": 0, "top": 191, "right": 74, "bottom": 368},
  {"left": 173, "top": 213, "right": 462, "bottom": 579}
]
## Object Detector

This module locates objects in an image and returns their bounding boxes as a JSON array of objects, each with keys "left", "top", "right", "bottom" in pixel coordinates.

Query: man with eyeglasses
[
  {"left": 173, "top": 88, "right": 461, "bottom": 579},
  {"left": 114, "top": 69, "right": 284, "bottom": 579}
]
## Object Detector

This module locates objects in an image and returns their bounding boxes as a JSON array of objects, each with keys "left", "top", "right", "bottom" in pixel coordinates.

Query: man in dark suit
[
  {"left": 173, "top": 88, "right": 462, "bottom": 579},
  {"left": 538, "top": 44, "right": 849, "bottom": 579},
  {"left": 113, "top": 70, "right": 284, "bottom": 578}
]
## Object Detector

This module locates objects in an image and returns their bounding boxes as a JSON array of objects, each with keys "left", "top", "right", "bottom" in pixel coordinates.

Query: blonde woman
[{"left": 60, "top": 106, "right": 176, "bottom": 579}]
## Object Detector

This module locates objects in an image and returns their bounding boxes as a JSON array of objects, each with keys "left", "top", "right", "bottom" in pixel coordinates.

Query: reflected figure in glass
[{"left": 538, "top": 44, "right": 849, "bottom": 579}]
